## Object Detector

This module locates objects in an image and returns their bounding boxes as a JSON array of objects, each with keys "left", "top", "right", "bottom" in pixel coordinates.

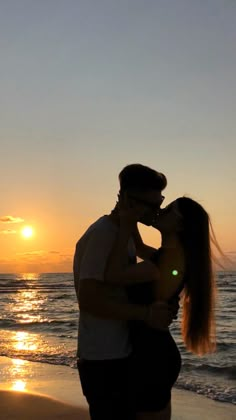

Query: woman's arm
[
  {"left": 132, "top": 224, "right": 157, "bottom": 260},
  {"left": 151, "top": 243, "right": 185, "bottom": 301}
]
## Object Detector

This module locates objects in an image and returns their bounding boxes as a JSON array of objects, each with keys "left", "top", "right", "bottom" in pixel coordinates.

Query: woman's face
[{"left": 154, "top": 200, "right": 183, "bottom": 233}]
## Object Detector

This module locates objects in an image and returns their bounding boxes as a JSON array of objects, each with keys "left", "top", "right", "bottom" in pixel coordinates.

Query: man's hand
[
  {"left": 118, "top": 193, "right": 144, "bottom": 232},
  {"left": 145, "top": 301, "right": 174, "bottom": 330}
]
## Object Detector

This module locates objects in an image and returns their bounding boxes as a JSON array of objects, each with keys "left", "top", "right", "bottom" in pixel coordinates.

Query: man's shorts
[{"left": 77, "top": 355, "right": 136, "bottom": 420}]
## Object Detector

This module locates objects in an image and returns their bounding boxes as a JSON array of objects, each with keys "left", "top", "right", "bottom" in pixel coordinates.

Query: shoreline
[{"left": 0, "top": 356, "right": 235, "bottom": 419}]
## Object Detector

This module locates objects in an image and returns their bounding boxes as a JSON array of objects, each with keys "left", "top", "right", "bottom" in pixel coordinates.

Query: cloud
[
  {"left": 16, "top": 250, "right": 73, "bottom": 264},
  {"left": 17, "top": 250, "right": 47, "bottom": 257},
  {"left": 0, "top": 215, "right": 24, "bottom": 224},
  {"left": 0, "top": 229, "right": 17, "bottom": 234},
  {"left": 0, "top": 249, "right": 74, "bottom": 273}
]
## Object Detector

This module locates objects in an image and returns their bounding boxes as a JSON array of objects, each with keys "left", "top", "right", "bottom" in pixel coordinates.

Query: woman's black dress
[{"left": 127, "top": 249, "right": 182, "bottom": 412}]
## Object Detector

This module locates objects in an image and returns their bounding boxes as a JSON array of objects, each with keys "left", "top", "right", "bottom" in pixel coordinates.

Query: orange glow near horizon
[
  {"left": 20, "top": 273, "right": 39, "bottom": 281},
  {"left": 0, "top": 209, "right": 235, "bottom": 272}
]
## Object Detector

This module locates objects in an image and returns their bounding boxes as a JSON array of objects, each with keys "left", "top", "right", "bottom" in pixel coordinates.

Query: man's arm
[
  {"left": 73, "top": 252, "right": 80, "bottom": 301},
  {"left": 78, "top": 278, "right": 173, "bottom": 329},
  {"left": 78, "top": 278, "right": 149, "bottom": 321},
  {"left": 73, "top": 231, "right": 149, "bottom": 320},
  {"left": 73, "top": 228, "right": 173, "bottom": 329}
]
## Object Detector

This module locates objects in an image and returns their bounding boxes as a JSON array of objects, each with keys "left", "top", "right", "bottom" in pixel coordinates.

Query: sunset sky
[{"left": 1, "top": 1, "right": 236, "bottom": 272}]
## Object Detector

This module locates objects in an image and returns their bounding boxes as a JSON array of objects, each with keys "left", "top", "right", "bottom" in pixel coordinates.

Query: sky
[{"left": 0, "top": 0, "right": 236, "bottom": 272}]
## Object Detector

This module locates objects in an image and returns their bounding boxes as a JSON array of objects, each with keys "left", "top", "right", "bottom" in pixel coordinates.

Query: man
[{"left": 73, "top": 164, "right": 175, "bottom": 420}]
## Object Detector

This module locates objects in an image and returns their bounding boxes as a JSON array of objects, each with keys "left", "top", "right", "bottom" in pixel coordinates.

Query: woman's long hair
[{"left": 176, "top": 197, "right": 216, "bottom": 355}]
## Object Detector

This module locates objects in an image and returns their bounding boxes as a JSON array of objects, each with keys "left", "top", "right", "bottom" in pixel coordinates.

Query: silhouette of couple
[{"left": 73, "top": 164, "right": 216, "bottom": 420}]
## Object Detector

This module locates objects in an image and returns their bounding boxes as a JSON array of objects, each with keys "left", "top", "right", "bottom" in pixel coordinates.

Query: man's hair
[{"left": 119, "top": 163, "right": 167, "bottom": 193}]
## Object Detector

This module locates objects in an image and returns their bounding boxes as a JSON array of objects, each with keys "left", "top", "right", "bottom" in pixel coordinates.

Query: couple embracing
[{"left": 73, "top": 164, "right": 216, "bottom": 420}]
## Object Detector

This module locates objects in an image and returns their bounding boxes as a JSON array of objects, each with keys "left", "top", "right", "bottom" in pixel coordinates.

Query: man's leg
[
  {"left": 136, "top": 402, "right": 171, "bottom": 420},
  {"left": 77, "top": 357, "right": 135, "bottom": 420}
]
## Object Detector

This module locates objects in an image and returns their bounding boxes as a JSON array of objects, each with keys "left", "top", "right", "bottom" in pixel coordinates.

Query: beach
[{"left": 0, "top": 356, "right": 235, "bottom": 420}]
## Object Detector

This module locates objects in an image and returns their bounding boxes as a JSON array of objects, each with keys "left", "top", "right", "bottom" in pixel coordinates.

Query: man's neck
[{"left": 108, "top": 207, "right": 120, "bottom": 227}]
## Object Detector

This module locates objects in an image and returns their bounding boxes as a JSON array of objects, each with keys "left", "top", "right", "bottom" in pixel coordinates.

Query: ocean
[{"left": 0, "top": 272, "right": 235, "bottom": 404}]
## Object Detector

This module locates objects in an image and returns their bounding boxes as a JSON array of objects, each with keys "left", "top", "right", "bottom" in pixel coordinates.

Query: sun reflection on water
[
  {"left": 12, "top": 358, "right": 25, "bottom": 368},
  {"left": 11, "top": 380, "right": 26, "bottom": 391},
  {"left": 9, "top": 359, "right": 27, "bottom": 392},
  {"left": 10, "top": 287, "right": 47, "bottom": 325},
  {"left": 17, "top": 290, "right": 40, "bottom": 312},
  {"left": 14, "top": 331, "right": 38, "bottom": 351},
  {"left": 18, "top": 273, "right": 40, "bottom": 281}
]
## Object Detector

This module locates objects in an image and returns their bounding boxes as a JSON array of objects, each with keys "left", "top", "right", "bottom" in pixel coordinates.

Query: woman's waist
[{"left": 129, "top": 321, "right": 171, "bottom": 340}]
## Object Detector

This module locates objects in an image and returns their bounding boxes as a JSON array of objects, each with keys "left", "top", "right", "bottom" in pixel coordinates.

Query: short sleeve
[{"left": 79, "top": 227, "right": 116, "bottom": 282}]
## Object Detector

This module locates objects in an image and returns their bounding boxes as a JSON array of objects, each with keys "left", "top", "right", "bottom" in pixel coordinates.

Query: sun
[{"left": 21, "top": 226, "right": 34, "bottom": 239}]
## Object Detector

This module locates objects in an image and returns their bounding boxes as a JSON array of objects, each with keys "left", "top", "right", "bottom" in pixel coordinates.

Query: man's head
[{"left": 118, "top": 164, "right": 167, "bottom": 225}]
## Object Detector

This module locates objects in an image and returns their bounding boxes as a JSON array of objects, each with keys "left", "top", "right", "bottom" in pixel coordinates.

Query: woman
[{"left": 105, "top": 196, "right": 216, "bottom": 420}]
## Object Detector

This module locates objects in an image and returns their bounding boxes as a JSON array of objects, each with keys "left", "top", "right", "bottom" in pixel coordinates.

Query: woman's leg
[{"left": 136, "top": 401, "right": 171, "bottom": 420}]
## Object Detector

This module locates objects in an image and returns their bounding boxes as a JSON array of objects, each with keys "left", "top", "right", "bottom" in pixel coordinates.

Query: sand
[
  {"left": 0, "top": 390, "right": 89, "bottom": 420},
  {"left": 0, "top": 356, "right": 235, "bottom": 419}
]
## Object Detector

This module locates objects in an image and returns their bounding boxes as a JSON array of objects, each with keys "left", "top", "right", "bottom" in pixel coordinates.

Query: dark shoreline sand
[
  {"left": 0, "top": 357, "right": 235, "bottom": 419},
  {"left": 0, "top": 390, "right": 89, "bottom": 420}
]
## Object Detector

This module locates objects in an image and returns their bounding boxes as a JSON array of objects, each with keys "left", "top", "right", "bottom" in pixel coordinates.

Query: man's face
[{"left": 127, "top": 190, "right": 164, "bottom": 226}]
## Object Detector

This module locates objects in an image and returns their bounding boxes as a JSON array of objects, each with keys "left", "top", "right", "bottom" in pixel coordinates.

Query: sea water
[{"left": 0, "top": 272, "right": 235, "bottom": 404}]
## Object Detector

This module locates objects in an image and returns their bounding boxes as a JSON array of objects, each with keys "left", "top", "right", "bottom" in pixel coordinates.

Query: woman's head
[
  {"left": 155, "top": 197, "right": 210, "bottom": 238},
  {"left": 176, "top": 196, "right": 210, "bottom": 240}
]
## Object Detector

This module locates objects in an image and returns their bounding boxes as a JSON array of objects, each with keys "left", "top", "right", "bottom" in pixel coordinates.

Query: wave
[
  {"left": 217, "top": 342, "right": 236, "bottom": 351},
  {"left": 219, "top": 288, "right": 236, "bottom": 294},
  {"left": 175, "top": 381, "right": 236, "bottom": 405},
  {"left": 0, "top": 319, "right": 77, "bottom": 331},
  {"left": 54, "top": 294, "right": 73, "bottom": 300},
  {"left": 0, "top": 350, "right": 77, "bottom": 370},
  {"left": 0, "top": 284, "right": 73, "bottom": 290},
  {"left": 182, "top": 362, "right": 236, "bottom": 379}
]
